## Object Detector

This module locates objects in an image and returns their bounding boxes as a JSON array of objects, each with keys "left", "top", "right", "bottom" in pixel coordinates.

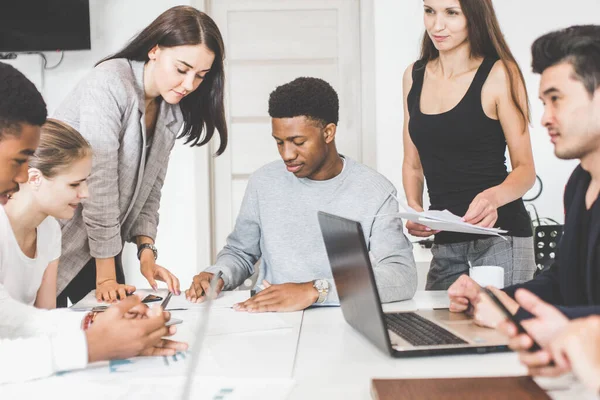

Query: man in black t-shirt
[{"left": 447, "top": 25, "right": 600, "bottom": 385}]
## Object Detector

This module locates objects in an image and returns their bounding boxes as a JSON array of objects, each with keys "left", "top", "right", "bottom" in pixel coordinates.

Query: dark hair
[
  {"left": 30, "top": 119, "right": 91, "bottom": 178},
  {"left": 531, "top": 25, "right": 600, "bottom": 97},
  {"left": 268, "top": 77, "right": 339, "bottom": 127},
  {"left": 99, "top": 6, "right": 227, "bottom": 155},
  {"left": 419, "top": 0, "right": 530, "bottom": 124},
  {"left": 0, "top": 62, "right": 47, "bottom": 139}
]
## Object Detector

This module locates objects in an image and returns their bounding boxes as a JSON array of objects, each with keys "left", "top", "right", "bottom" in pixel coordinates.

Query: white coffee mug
[{"left": 469, "top": 266, "right": 505, "bottom": 289}]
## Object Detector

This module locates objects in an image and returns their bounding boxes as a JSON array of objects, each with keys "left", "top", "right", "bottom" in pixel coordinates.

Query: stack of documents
[{"left": 398, "top": 202, "right": 507, "bottom": 237}]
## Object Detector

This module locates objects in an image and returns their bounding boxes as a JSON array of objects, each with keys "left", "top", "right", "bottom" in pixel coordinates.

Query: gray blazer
[{"left": 53, "top": 59, "right": 183, "bottom": 294}]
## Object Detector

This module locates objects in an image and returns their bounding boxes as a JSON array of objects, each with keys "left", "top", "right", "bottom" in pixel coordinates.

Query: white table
[
  {"left": 2, "top": 292, "right": 595, "bottom": 399},
  {"left": 169, "top": 308, "right": 303, "bottom": 379},
  {"left": 289, "top": 291, "right": 592, "bottom": 399}
]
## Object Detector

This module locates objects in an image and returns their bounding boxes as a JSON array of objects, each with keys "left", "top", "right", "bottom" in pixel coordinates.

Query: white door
[{"left": 208, "top": 0, "right": 366, "bottom": 260}]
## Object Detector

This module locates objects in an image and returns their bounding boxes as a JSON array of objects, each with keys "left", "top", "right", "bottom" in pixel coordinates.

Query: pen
[{"left": 200, "top": 270, "right": 223, "bottom": 297}]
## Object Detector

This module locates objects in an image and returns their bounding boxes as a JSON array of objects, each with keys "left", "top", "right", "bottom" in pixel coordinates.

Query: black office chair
[
  {"left": 523, "top": 178, "right": 564, "bottom": 277},
  {"left": 533, "top": 224, "right": 563, "bottom": 276}
]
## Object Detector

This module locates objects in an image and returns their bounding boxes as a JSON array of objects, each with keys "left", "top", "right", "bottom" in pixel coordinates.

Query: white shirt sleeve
[
  {"left": 0, "top": 282, "right": 85, "bottom": 339},
  {"left": 0, "top": 329, "right": 88, "bottom": 384},
  {"left": 0, "top": 283, "right": 89, "bottom": 383},
  {"left": 0, "top": 216, "right": 88, "bottom": 383}
]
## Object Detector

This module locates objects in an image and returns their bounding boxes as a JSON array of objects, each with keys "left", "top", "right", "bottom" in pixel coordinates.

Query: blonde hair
[{"left": 28, "top": 118, "right": 91, "bottom": 178}]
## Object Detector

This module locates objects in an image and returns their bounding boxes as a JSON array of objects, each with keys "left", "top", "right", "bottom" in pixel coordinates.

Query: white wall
[
  {"left": 374, "top": 0, "right": 599, "bottom": 224},
  {"left": 6, "top": 0, "right": 599, "bottom": 292},
  {"left": 6, "top": 0, "right": 210, "bottom": 291},
  {"left": 373, "top": 0, "right": 425, "bottom": 208}
]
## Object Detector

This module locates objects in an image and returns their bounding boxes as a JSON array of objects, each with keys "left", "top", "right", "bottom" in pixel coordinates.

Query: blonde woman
[
  {"left": 0, "top": 64, "right": 186, "bottom": 384},
  {"left": 1, "top": 119, "right": 91, "bottom": 309}
]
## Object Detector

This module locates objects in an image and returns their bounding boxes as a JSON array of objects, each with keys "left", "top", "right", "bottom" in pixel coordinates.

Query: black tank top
[{"left": 407, "top": 57, "right": 532, "bottom": 244}]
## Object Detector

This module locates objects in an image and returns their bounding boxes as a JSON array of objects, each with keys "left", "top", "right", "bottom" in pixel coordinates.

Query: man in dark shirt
[{"left": 447, "top": 25, "right": 600, "bottom": 376}]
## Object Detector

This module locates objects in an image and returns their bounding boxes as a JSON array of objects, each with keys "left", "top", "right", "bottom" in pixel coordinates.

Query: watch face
[{"left": 315, "top": 279, "right": 329, "bottom": 290}]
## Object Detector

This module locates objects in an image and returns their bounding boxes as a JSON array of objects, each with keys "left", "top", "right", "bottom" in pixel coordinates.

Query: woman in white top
[
  {"left": 0, "top": 119, "right": 184, "bottom": 380},
  {"left": 1, "top": 119, "right": 91, "bottom": 309},
  {"left": 0, "top": 62, "right": 185, "bottom": 384}
]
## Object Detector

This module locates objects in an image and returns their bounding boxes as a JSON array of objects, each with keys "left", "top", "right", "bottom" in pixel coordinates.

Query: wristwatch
[
  {"left": 137, "top": 243, "right": 158, "bottom": 261},
  {"left": 313, "top": 279, "right": 330, "bottom": 304}
]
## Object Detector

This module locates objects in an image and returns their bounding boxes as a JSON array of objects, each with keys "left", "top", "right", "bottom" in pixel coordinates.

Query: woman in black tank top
[{"left": 402, "top": 0, "right": 536, "bottom": 290}]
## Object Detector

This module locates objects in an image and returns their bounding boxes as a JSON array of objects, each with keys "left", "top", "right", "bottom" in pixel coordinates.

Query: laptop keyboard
[{"left": 385, "top": 312, "right": 468, "bottom": 346}]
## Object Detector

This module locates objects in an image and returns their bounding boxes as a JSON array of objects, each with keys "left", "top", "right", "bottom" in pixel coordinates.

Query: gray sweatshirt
[{"left": 205, "top": 156, "right": 417, "bottom": 304}]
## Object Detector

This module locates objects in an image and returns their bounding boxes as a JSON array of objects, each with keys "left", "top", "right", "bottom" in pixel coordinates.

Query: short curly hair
[
  {"left": 0, "top": 62, "right": 47, "bottom": 139},
  {"left": 268, "top": 77, "right": 339, "bottom": 127}
]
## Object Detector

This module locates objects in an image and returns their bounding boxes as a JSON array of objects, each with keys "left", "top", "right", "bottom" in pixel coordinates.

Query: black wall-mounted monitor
[{"left": 0, "top": 0, "right": 91, "bottom": 52}]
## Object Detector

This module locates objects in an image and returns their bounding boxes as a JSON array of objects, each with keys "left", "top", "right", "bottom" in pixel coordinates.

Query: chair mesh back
[{"left": 533, "top": 224, "right": 563, "bottom": 275}]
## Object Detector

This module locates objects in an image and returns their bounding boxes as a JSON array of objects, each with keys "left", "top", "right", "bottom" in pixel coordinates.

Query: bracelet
[{"left": 82, "top": 311, "right": 99, "bottom": 331}]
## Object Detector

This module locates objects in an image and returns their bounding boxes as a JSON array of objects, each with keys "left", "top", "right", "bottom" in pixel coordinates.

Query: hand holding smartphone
[{"left": 480, "top": 287, "right": 542, "bottom": 352}]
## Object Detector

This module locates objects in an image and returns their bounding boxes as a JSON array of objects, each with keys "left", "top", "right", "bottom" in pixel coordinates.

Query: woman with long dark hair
[
  {"left": 54, "top": 6, "right": 227, "bottom": 305},
  {"left": 402, "top": 0, "right": 536, "bottom": 289}
]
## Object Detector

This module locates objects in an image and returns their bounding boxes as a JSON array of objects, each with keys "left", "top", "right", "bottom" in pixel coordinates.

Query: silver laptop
[{"left": 317, "top": 211, "right": 509, "bottom": 357}]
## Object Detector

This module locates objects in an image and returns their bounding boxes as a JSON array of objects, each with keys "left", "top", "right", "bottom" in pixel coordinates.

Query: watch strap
[
  {"left": 313, "top": 279, "right": 329, "bottom": 304},
  {"left": 137, "top": 243, "right": 157, "bottom": 260}
]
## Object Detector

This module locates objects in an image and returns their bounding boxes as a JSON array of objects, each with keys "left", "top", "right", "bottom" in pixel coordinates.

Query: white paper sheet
[
  {"left": 70, "top": 289, "right": 251, "bottom": 311},
  {"left": 171, "top": 308, "right": 293, "bottom": 339},
  {"left": 0, "top": 375, "right": 295, "bottom": 400},
  {"left": 122, "top": 376, "right": 295, "bottom": 400},
  {"left": 397, "top": 201, "right": 507, "bottom": 236},
  {"left": 417, "top": 218, "right": 507, "bottom": 237},
  {"left": 166, "top": 290, "right": 251, "bottom": 310},
  {"left": 48, "top": 309, "right": 293, "bottom": 378},
  {"left": 206, "top": 310, "right": 292, "bottom": 336}
]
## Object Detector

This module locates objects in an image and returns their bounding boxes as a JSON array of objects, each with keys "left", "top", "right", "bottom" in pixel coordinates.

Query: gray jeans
[{"left": 426, "top": 236, "right": 536, "bottom": 290}]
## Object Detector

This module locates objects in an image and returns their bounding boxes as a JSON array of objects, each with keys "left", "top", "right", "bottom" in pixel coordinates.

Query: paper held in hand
[{"left": 397, "top": 201, "right": 507, "bottom": 237}]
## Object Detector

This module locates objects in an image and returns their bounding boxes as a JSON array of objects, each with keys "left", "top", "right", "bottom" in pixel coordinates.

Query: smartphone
[
  {"left": 160, "top": 292, "right": 173, "bottom": 309},
  {"left": 481, "top": 287, "right": 541, "bottom": 352},
  {"left": 142, "top": 294, "right": 163, "bottom": 304}
]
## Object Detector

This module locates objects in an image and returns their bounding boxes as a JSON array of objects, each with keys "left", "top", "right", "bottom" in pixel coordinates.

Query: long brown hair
[
  {"left": 29, "top": 119, "right": 91, "bottom": 178},
  {"left": 420, "top": 0, "right": 530, "bottom": 125},
  {"left": 98, "top": 6, "right": 228, "bottom": 155}
]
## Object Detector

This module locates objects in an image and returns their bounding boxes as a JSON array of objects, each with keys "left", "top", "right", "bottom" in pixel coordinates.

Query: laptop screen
[{"left": 317, "top": 211, "right": 393, "bottom": 355}]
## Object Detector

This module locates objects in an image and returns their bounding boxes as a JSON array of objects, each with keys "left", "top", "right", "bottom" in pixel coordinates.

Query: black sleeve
[
  {"left": 512, "top": 304, "right": 600, "bottom": 323},
  {"left": 556, "top": 305, "right": 600, "bottom": 319},
  {"left": 502, "top": 262, "right": 563, "bottom": 304}
]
